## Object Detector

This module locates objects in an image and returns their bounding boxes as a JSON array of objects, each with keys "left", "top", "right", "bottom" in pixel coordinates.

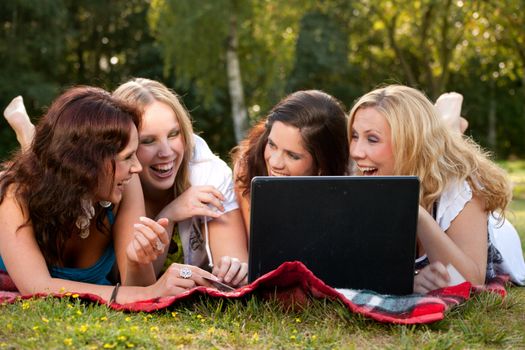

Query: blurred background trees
[{"left": 1, "top": 0, "right": 524, "bottom": 161}]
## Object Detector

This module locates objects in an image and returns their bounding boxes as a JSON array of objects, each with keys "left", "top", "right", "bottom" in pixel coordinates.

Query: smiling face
[
  {"left": 136, "top": 100, "right": 185, "bottom": 194},
  {"left": 349, "top": 107, "right": 395, "bottom": 176},
  {"left": 97, "top": 123, "right": 142, "bottom": 203},
  {"left": 263, "top": 121, "right": 315, "bottom": 176}
]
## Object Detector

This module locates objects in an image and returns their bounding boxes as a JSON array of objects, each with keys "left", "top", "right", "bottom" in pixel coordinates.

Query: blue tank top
[{"left": 0, "top": 206, "right": 116, "bottom": 285}]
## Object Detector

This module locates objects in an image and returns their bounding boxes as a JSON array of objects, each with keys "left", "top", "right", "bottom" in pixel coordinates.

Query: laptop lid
[{"left": 248, "top": 176, "right": 419, "bottom": 295}]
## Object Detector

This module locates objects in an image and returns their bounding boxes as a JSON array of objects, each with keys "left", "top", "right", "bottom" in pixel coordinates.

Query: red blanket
[{"left": 0, "top": 261, "right": 508, "bottom": 325}]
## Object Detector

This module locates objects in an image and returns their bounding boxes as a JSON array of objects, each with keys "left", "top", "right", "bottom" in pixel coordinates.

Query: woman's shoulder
[
  {"left": 436, "top": 180, "right": 473, "bottom": 231},
  {"left": 0, "top": 182, "right": 27, "bottom": 208},
  {"left": 191, "top": 134, "right": 215, "bottom": 163}
]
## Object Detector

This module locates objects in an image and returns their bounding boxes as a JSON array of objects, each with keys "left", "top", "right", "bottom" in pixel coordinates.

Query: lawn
[{"left": 1, "top": 163, "right": 525, "bottom": 349}]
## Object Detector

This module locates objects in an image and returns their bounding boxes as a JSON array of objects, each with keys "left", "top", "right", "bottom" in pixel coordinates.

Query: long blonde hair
[
  {"left": 348, "top": 85, "right": 511, "bottom": 213},
  {"left": 113, "top": 78, "right": 194, "bottom": 196}
]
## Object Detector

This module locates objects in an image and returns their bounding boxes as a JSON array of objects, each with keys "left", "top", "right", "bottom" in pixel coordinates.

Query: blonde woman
[{"left": 348, "top": 84, "right": 525, "bottom": 293}]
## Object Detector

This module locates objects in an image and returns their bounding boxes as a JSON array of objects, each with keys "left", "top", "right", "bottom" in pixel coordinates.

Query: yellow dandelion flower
[
  {"left": 125, "top": 316, "right": 131, "bottom": 322},
  {"left": 67, "top": 304, "right": 74, "bottom": 309},
  {"left": 130, "top": 326, "right": 139, "bottom": 332},
  {"left": 251, "top": 332, "right": 259, "bottom": 342},
  {"left": 150, "top": 326, "right": 159, "bottom": 333},
  {"left": 63, "top": 338, "right": 73, "bottom": 346},
  {"left": 79, "top": 324, "right": 88, "bottom": 333},
  {"left": 65, "top": 292, "right": 72, "bottom": 296},
  {"left": 118, "top": 335, "right": 126, "bottom": 341},
  {"left": 171, "top": 311, "right": 178, "bottom": 318},
  {"left": 311, "top": 335, "right": 317, "bottom": 341},
  {"left": 32, "top": 325, "right": 39, "bottom": 331},
  {"left": 76, "top": 310, "right": 82, "bottom": 316},
  {"left": 72, "top": 294, "right": 79, "bottom": 298},
  {"left": 100, "top": 316, "right": 108, "bottom": 321},
  {"left": 290, "top": 335, "right": 296, "bottom": 340},
  {"left": 126, "top": 343, "right": 135, "bottom": 348},
  {"left": 207, "top": 327, "right": 215, "bottom": 335},
  {"left": 103, "top": 342, "right": 116, "bottom": 349},
  {"left": 21, "top": 302, "right": 30, "bottom": 310},
  {"left": 196, "top": 314, "right": 203, "bottom": 319},
  {"left": 295, "top": 317, "right": 302, "bottom": 323},
  {"left": 41, "top": 317, "right": 49, "bottom": 323}
]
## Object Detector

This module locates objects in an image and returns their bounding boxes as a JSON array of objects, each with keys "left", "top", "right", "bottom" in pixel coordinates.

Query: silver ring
[
  {"left": 179, "top": 267, "right": 192, "bottom": 279},
  {"left": 155, "top": 240, "right": 165, "bottom": 252}
]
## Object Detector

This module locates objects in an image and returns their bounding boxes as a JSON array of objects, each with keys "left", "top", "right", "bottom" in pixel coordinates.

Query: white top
[
  {"left": 177, "top": 134, "right": 238, "bottom": 269},
  {"left": 421, "top": 180, "right": 525, "bottom": 285}
]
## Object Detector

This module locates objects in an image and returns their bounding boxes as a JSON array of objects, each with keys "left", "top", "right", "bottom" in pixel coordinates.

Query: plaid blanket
[{"left": 0, "top": 261, "right": 509, "bottom": 325}]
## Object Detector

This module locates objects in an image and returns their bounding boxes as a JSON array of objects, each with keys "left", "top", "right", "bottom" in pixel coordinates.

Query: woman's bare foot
[
  {"left": 434, "top": 92, "right": 468, "bottom": 134},
  {"left": 3, "top": 96, "right": 35, "bottom": 150}
]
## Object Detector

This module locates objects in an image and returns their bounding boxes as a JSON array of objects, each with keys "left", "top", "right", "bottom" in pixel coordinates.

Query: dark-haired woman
[
  {"left": 232, "top": 90, "right": 350, "bottom": 238},
  {"left": 0, "top": 86, "right": 215, "bottom": 303}
]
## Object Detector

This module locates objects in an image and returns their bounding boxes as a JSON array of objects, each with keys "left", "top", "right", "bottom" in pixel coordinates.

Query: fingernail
[{"left": 139, "top": 216, "right": 147, "bottom": 221}]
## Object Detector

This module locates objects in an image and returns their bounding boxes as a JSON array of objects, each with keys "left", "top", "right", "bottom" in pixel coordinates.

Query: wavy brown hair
[
  {"left": 232, "top": 90, "right": 349, "bottom": 197},
  {"left": 0, "top": 86, "right": 140, "bottom": 266}
]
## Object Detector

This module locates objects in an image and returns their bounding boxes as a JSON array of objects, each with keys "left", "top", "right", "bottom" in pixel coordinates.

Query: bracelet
[{"left": 108, "top": 283, "right": 120, "bottom": 304}]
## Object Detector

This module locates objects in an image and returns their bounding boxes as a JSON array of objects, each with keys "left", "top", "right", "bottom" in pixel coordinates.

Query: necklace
[
  {"left": 76, "top": 199, "right": 94, "bottom": 239},
  {"left": 75, "top": 200, "right": 113, "bottom": 239}
]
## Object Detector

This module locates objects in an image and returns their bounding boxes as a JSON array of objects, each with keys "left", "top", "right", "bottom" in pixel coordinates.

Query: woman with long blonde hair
[{"left": 348, "top": 84, "right": 525, "bottom": 293}]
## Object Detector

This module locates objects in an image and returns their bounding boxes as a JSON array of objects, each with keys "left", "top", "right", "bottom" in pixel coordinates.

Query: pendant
[{"left": 76, "top": 199, "right": 95, "bottom": 239}]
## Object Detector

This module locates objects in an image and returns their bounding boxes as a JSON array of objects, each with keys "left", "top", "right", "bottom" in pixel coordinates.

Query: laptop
[{"left": 248, "top": 176, "right": 420, "bottom": 295}]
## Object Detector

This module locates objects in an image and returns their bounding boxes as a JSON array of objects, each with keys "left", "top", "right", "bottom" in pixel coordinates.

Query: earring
[
  {"left": 99, "top": 200, "right": 112, "bottom": 208},
  {"left": 76, "top": 199, "right": 94, "bottom": 239}
]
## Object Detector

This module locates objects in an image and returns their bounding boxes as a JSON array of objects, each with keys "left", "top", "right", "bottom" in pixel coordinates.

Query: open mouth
[
  {"left": 150, "top": 163, "right": 174, "bottom": 178},
  {"left": 357, "top": 166, "right": 378, "bottom": 176}
]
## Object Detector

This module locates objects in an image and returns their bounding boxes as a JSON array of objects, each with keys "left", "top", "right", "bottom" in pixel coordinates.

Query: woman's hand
[
  {"left": 413, "top": 261, "right": 450, "bottom": 294},
  {"left": 126, "top": 217, "right": 170, "bottom": 265},
  {"left": 164, "top": 186, "right": 226, "bottom": 222},
  {"left": 146, "top": 263, "right": 216, "bottom": 298},
  {"left": 212, "top": 256, "right": 248, "bottom": 287}
]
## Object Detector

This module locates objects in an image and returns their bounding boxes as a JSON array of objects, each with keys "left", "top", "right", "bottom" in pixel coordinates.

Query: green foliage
[
  {"left": 0, "top": 0, "right": 165, "bottom": 161},
  {"left": 1, "top": 0, "right": 525, "bottom": 159},
  {"left": 287, "top": 11, "right": 360, "bottom": 105}
]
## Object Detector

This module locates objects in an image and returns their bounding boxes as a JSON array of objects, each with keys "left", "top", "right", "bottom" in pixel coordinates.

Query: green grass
[{"left": 1, "top": 162, "right": 525, "bottom": 349}]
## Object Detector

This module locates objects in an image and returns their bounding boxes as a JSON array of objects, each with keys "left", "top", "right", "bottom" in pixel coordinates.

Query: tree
[
  {"left": 287, "top": 10, "right": 358, "bottom": 105},
  {"left": 349, "top": 0, "right": 477, "bottom": 99},
  {"left": 0, "top": 0, "right": 164, "bottom": 160},
  {"left": 150, "top": 0, "right": 249, "bottom": 143}
]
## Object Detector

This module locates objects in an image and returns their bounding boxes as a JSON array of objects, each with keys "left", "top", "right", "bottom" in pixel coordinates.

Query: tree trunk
[
  {"left": 522, "top": 71, "right": 525, "bottom": 136},
  {"left": 226, "top": 11, "right": 248, "bottom": 143}
]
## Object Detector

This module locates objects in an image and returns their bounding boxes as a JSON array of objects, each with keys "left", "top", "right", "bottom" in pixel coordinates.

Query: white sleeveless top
[{"left": 419, "top": 181, "right": 525, "bottom": 285}]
